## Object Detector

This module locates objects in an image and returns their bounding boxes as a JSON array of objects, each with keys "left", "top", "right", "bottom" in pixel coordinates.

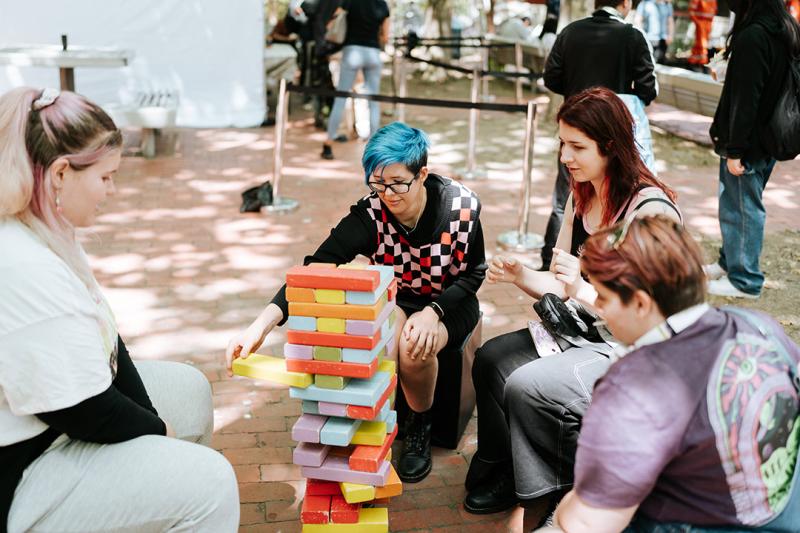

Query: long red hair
[{"left": 557, "top": 87, "right": 676, "bottom": 226}]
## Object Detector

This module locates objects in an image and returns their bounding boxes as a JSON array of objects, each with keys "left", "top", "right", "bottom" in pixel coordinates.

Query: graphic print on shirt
[
  {"left": 707, "top": 321, "right": 800, "bottom": 526},
  {"left": 365, "top": 178, "right": 479, "bottom": 297}
]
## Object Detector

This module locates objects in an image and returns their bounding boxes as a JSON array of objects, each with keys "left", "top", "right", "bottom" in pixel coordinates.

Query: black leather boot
[
  {"left": 397, "top": 409, "right": 432, "bottom": 483},
  {"left": 463, "top": 462, "right": 518, "bottom": 514}
]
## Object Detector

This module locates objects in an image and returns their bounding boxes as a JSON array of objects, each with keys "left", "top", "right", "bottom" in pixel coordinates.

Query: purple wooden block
[
  {"left": 301, "top": 454, "right": 391, "bottom": 485},
  {"left": 284, "top": 342, "right": 313, "bottom": 360},
  {"left": 293, "top": 441, "right": 330, "bottom": 467},
  {"left": 318, "top": 401, "right": 349, "bottom": 417},
  {"left": 291, "top": 413, "right": 328, "bottom": 443},
  {"left": 345, "top": 300, "right": 396, "bottom": 336}
]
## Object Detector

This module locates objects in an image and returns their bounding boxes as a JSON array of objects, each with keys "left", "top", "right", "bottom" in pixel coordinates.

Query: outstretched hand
[{"left": 487, "top": 255, "right": 523, "bottom": 284}]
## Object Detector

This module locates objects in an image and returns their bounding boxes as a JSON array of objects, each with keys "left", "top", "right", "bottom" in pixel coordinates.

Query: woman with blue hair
[{"left": 227, "top": 122, "right": 486, "bottom": 482}]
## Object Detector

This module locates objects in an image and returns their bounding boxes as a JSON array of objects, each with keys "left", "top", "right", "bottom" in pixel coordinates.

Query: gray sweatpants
[{"left": 8, "top": 361, "right": 240, "bottom": 533}]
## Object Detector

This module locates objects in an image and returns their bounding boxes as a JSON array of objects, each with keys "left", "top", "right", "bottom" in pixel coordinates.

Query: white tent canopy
[{"left": 0, "top": 0, "right": 266, "bottom": 128}]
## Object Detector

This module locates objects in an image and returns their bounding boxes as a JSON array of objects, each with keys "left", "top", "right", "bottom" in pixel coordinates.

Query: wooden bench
[{"left": 654, "top": 64, "right": 721, "bottom": 117}]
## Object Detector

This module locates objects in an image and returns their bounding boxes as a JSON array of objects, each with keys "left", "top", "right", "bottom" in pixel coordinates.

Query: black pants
[{"left": 540, "top": 161, "right": 572, "bottom": 268}]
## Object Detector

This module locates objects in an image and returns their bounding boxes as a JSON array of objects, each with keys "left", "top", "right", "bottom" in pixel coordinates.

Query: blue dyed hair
[{"left": 361, "top": 122, "right": 430, "bottom": 183}]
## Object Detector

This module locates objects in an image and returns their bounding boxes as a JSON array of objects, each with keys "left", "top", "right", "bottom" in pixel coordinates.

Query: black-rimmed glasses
[{"left": 367, "top": 174, "right": 419, "bottom": 194}]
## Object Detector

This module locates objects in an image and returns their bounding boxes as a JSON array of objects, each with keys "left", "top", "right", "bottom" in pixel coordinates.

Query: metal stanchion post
[
  {"left": 480, "top": 46, "right": 493, "bottom": 102},
  {"left": 515, "top": 43, "right": 523, "bottom": 104},
  {"left": 264, "top": 79, "right": 299, "bottom": 213},
  {"left": 397, "top": 54, "right": 407, "bottom": 123},
  {"left": 497, "top": 101, "right": 544, "bottom": 251},
  {"left": 458, "top": 70, "right": 485, "bottom": 180}
]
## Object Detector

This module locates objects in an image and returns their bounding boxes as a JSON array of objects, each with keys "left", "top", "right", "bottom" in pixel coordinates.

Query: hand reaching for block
[{"left": 225, "top": 303, "right": 284, "bottom": 375}]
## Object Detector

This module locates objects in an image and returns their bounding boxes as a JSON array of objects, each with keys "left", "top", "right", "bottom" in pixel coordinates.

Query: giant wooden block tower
[{"left": 233, "top": 264, "right": 402, "bottom": 532}]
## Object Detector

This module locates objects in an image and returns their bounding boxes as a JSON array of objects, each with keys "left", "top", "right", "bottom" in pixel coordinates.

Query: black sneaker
[
  {"left": 321, "top": 144, "right": 334, "bottom": 160},
  {"left": 397, "top": 409, "right": 432, "bottom": 483},
  {"left": 464, "top": 465, "right": 518, "bottom": 514}
]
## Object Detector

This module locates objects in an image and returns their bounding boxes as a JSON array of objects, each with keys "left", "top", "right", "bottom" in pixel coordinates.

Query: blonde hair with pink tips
[{"left": 0, "top": 87, "right": 122, "bottom": 339}]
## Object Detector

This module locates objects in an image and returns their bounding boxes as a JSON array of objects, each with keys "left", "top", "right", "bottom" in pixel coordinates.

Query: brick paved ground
[{"left": 84, "top": 93, "right": 799, "bottom": 532}]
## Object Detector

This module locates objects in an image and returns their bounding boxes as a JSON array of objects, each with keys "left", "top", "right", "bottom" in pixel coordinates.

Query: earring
[{"left": 55, "top": 192, "right": 63, "bottom": 215}]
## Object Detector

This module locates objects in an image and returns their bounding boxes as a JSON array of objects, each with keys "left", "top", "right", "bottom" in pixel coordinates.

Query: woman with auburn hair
[
  {"left": 0, "top": 88, "right": 238, "bottom": 532},
  {"left": 464, "top": 87, "right": 681, "bottom": 522},
  {"left": 543, "top": 216, "right": 800, "bottom": 533}
]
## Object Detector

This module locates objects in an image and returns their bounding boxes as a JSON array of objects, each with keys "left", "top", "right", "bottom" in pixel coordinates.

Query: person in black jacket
[
  {"left": 706, "top": 0, "right": 800, "bottom": 298},
  {"left": 538, "top": 0, "right": 658, "bottom": 272}
]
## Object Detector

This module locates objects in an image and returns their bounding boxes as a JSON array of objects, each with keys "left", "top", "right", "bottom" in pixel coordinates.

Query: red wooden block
[
  {"left": 346, "top": 374, "right": 397, "bottom": 420},
  {"left": 286, "top": 330, "right": 380, "bottom": 350},
  {"left": 286, "top": 357, "right": 379, "bottom": 379},
  {"left": 301, "top": 494, "right": 332, "bottom": 524},
  {"left": 306, "top": 479, "right": 341, "bottom": 497},
  {"left": 349, "top": 425, "right": 398, "bottom": 473},
  {"left": 387, "top": 278, "right": 398, "bottom": 301},
  {"left": 286, "top": 265, "right": 380, "bottom": 291},
  {"left": 330, "top": 494, "right": 361, "bottom": 523}
]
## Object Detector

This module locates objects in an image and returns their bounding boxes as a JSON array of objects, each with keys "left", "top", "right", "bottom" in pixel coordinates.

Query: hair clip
[{"left": 32, "top": 88, "right": 60, "bottom": 111}]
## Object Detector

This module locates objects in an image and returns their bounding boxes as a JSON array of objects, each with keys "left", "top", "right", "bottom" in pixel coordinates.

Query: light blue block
[
  {"left": 385, "top": 409, "right": 397, "bottom": 433},
  {"left": 302, "top": 400, "right": 320, "bottom": 414},
  {"left": 372, "top": 399, "right": 391, "bottom": 422},
  {"left": 287, "top": 316, "right": 317, "bottom": 332},
  {"left": 346, "top": 266, "right": 394, "bottom": 305},
  {"left": 320, "top": 416, "right": 362, "bottom": 446},
  {"left": 381, "top": 319, "right": 393, "bottom": 343},
  {"left": 290, "top": 371, "right": 392, "bottom": 407},
  {"left": 342, "top": 336, "right": 387, "bottom": 364}
]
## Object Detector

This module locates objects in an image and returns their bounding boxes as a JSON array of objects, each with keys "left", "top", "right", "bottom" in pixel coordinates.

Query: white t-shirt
[{"left": 0, "top": 218, "right": 115, "bottom": 445}]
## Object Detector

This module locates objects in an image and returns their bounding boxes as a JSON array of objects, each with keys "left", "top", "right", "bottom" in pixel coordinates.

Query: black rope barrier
[{"left": 403, "top": 54, "right": 542, "bottom": 81}]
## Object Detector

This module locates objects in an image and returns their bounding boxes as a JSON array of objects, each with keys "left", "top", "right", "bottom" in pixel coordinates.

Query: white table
[
  {"left": 264, "top": 43, "right": 297, "bottom": 88},
  {"left": 0, "top": 45, "right": 133, "bottom": 91}
]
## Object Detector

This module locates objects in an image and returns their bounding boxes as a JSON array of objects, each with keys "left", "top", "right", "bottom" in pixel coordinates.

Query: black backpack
[{"left": 762, "top": 56, "right": 800, "bottom": 161}]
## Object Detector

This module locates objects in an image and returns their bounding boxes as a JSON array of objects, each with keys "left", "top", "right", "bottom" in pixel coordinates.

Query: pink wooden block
[
  {"left": 294, "top": 442, "right": 331, "bottom": 467},
  {"left": 318, "top": 401, "right": 349, "bottom": 417},
  {"left": 285, "top": 343, "right": 314, "bottom": 360},
  {"left": 292, "top": 414, "right": 328, "bottom": 443},
  {"left": 345, "top": 300, "right": 396, "bottom": 336},
  {"left": 300, "top": 454, "right": 390, "bottom": 485}
]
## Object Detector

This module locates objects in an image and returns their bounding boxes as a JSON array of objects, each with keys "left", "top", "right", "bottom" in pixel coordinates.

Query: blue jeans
[
  {"left": 717, "top": 157, "right": 776, "bottom": 295},
  {"left": 327, "top": 45, "right": 383, "bottom": 141}
]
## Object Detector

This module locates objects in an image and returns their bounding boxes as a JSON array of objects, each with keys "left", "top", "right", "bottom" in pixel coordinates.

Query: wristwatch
[{"left": 426, "top": 302, "right": 444, "bottom": 320}]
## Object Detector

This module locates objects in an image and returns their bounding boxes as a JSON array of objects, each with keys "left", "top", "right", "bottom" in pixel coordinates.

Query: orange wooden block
[
  {"left": 387, "top": 278, "right": 398, "bottom": 301},
  {"left": 349, "top": 425, "right": 397, "bottom": 473},
  {"left": 375, "top": 466, "right": 402, "bottom": 499},
  {"left": 330, "top": 494, "right": 360, "bottom": 523},
  {"left": 288, "top": 299, "right": 385, "bottom": 321},
  {"left": 346, "top": 375, "right": 397, "bottom": 420},
  {"left": 286, "top": 287, "right": 316, "bottom": 303},
  {"left": 301, "top": 494, "right": 332, "bottom": 524},
  {"left": 286, "top": 357, "right": 379, "bottom": 379},
  {"left": 306, "top": 479, "right": 341, "bottom": 496},
  {"left": 287, "top": 265, "right": 380, "bottom": 291},
  {"left": 287, "top": 330, "right": 380, "bottom": 350}
]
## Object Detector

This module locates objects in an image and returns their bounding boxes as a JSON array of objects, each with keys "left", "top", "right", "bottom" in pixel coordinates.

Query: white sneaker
[
  {"left": 703, "top": 263, "right": 727, "bottom": 280},
  {"left": 708, "top": 276, "right": 760, "bottom": 299}
]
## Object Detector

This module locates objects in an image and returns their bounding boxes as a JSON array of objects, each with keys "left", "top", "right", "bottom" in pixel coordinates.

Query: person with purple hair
[{"left": 0, "top": 87, "right": 239, "bottom": 532}]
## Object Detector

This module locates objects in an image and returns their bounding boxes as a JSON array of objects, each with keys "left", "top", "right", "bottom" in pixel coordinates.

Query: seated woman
[
  {"left": 543, "top": 215, "right": 800, "bottom": 533},
  {"left": 0, "top": 88, "right": 239, "bottom": 532},
  {"left": 464, "top": 87, "right": 681, "bottom": 518},
  {"left": 226, "top": 122, "right": 486, "bottom": 483}
]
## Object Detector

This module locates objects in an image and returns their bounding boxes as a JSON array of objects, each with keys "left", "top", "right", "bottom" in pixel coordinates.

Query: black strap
[{"left": 626, "top": 197, "right": 683, "bottom": 223}]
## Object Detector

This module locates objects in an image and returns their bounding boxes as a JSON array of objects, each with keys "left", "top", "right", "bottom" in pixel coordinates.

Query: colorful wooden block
[
  {"left": 301, "top": 455, "right": 390, "bottom": 485},
  {"left": 350, "top": 426, "right": 397, "bottom": 473},
  {"left": 288, "top": 316, "right": 318, "bottom": 332},
  {"left": 345, "top": 300, "right": 396, "bottom": 336},
  {"left": 385, "top": 409, "right": 397, "bottom": 433},
  {"left": 313, "top": 346, "right": 343, "bottom": 362},
  {"left": 330, "top": 494, "right": 360, "bottom": 523},
  {"left": 232, "top": 354, "right": 312, "bottom": 388},
  {"left": 292, "top": 414, "right": 328, "bottom": 443},
  {"left": 294, "top": 442, "right": 331, "bottom": 467},
  {"left": 387, "top": 278, "right": 397, "bottom": 301},
  {"left": 380, "top": 320, "right": 392, "bottom": 344},
  {"left": 287, "top": 265, "right": 381, "bottom": 292},
  {"left": 339, "top": 481, "right": 376, "bottom": 504},
  {"left": 320, "top": 417, "right": 362, "bottom": 447},
  {"left": 351, "top": 420, "right": 387, "bottom": 446},
  {"left": 315, "top": 374, "right": 350, "bottom": 390},
  {"left": 285, "top": 343, "right": 314, "bottom": 360},
  {"left": 346, "top": 269, "right": 393, "bottom": 306},
  {"left": 374, "top": 466, "right": 402, "bottom": 499},
  {"left": 338, "top": 263, "right": 367, "bottom": 270},
  {"left": 289, "top": 295, "right": 386, "bottom": 321},
  {"left": 317, "top": 401, "right": 349, "bottom": 417},
  {"left": 287, "top": 330, "right": 381, "bottom": 351},
  {"left": 346, "top": 375, "right": 397, "bottom": 419},
  {"left": 291, "top": 371, "right": 392, "bottom": 407},
  {"left": 315, "top": 289, "right": 346, "bottom": 305},
  {"left": 317, "top": 317, "right": 346, "bottom": 334},
  {"left": 377, "top": 359, "right": 395, "bottom": 375},
  {"left": 302, "top": 400, "right": 320, "bottom": 415},
  {"left": 301, "top": 507, "right": 388, "bottom": 533},
  {"left": 286, "top": 356, "right": 379, "bottom": 380},
  {"left": 287, "top": 287, "right": 316, "bottom": 303},
  {"left": 306, "top": 478, "right": 342, "bottom": 497},
  {"left": 301, "top": 494, "right": 331, "bottom": 525},
  {"left": 342, "top": 341, "right": 387, "bottom": 365}
]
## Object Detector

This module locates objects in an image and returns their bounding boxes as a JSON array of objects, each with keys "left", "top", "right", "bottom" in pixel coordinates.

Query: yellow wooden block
[
  {"left": 338, "top": 263, "right": 367, "bottom": 270},
  {"left": 317, "top": 317, "right": 346, "bottom": 334},
  {"left": 302, "top": 507, "right": 388, "bottom": 532},
  {"left": 385, "top": 449, "right": 392, "bottom": 461},
  {"left": 377, "top": 359, "right": 396, "bottom": 374},
  {"left": 351, "top": 420, "right": 387, "bottom": 446},
  {"left": 339, "top": 481, "right": 376, "bottom": 504},
  {"left": 315, "top": 289, "right": 346, "bottom": 305},
  {"left": 232, "top": 354, "right": 312, "bottom": 388}
]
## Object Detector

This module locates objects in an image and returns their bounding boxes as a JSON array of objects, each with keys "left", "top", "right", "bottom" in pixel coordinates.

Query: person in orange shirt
[
  {"left": 688, "top": 0, "right": 717, "bottom": 67},
  {"left": 788, "top": 0, "right": 800, "bottom": 22}
]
